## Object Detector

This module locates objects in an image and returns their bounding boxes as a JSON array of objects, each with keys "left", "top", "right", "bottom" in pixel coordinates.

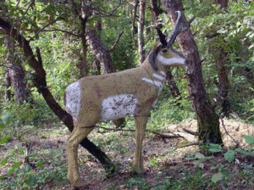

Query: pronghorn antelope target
[{"left": 65, "top": 11, "right": 188, "bottom": 187}]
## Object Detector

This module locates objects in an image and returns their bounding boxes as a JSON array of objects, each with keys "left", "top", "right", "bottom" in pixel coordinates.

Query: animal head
[{"left": 149, "top": 11, "right": 187, "bottom": 71}]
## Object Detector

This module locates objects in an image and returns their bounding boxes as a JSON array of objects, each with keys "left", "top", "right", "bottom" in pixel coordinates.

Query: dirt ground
[
  {"left": 1, "top": 119, "right": 254, "bottom": 189},
  {"left": 51, "top": 119, "right": 254, "bottom": 190}
]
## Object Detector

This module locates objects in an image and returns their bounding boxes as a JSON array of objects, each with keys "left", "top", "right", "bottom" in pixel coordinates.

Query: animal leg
[
  {"left": 133, "top": 116, "right": 148, "bottom": 173},
  {"left": 67, "top": 124, "right": 95, "bottom": 187}
]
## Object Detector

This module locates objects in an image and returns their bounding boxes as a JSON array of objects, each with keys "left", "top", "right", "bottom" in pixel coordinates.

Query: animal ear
[{"left": 148, "top": 51, "right": 159, "bottom": 71}]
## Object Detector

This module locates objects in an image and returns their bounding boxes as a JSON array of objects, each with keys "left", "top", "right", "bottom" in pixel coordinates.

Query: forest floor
[{"left": 0, "top": 119, "right": 254, "bottom": 189}]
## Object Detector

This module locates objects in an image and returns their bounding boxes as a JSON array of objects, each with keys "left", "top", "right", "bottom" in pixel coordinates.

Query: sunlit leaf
[{"left": 211, "top": 172, "right": 223, "bottom": 183}]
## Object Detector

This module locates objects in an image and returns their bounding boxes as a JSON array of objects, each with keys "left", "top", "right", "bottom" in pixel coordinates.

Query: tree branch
[
  {"left": 109, "top": 31, "right": 124, "bottom": 52},
  {"left": 0, "top": 16, "right": 114, "bottom": 171},
  {"left": 29, "top": 17, "right": 62, "bottom": 42}
]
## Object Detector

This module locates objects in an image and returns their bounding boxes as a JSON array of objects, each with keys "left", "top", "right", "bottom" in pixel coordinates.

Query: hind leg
[{"left": 67, "top": 124, "right": 95, "bottom": 187}]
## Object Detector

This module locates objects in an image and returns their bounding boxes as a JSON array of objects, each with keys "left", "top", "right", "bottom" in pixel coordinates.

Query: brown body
[{"left": 65, "top": 11, "right": 187, "bottom": 187}]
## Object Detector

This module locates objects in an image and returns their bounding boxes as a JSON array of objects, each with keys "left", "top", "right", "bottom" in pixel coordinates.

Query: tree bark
[
  {"left": 0, "top": 17, "right": 114, "bottom": 171},
  {"left": 4, "top": 67, "right": 11, "bottom": 102},
  {"left": 216, "top": 46, "right": 230, "bottom": 117},
  {"left": 137, "top": 0, "right": 146, "bottom": 64},
  {"left": 86, "top": 28, "right": 116, "bottom": 73},
  {"left": 162, "top": 0, "right": 223, "bottom": 144},
  {"left": 4, "top": 38, "right": 30, "bottom": 104},
  {"left": 151, "top": 0, "right": 181, "bottom": 98},
  {"left": 166, "top": 68, "right": 180, "bottom": 97},
  {"left": 79, "top": 16, "right": 89, "bottom": 78}
]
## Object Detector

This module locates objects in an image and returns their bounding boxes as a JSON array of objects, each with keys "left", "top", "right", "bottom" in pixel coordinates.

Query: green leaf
[
  {"left": 0, "top": 122, "right": 5, "bottom": 130},
  {"left": 13, "top": 161, "right": 22, "bottom": 169},
  {"left": 243, "top": 136, "right": 254, "bottom": 145},
  {"left": 26, "top": 163, "right": 31, "bottom": 172},
  {"left": 1, "top": 112, "right": 11, "bottom": 125},
  {"left": 195, "top": 152, "right": 205, "bottom": 159},
  {"left": 235, "top": 148, "right": 253, "bottom": 156},
  {"left": 0, "top": 135, "right": 10, "bottom": 144},
  {"left": 8, "top": 168, "right": 15, "bottom": 175},
  {"left": 221, "top": 169, "right": 229, "bottom": 178},
  {"left": 211, "top": 172, "right": 223, "bottom": 183},
  {"left": 224, "top": 150, "right": 235, "bottom": 162},
  {"left": 36, "top": 160, "right": 44, "bottom": 168},
  {"left": 199, "top": 163, "right": 204, "bottom": 169},
  {"left": 17, "top": 133, "right": 25, "bottom": 139},
  {"left": 0, "top": 158, "right": 7, "bottom": 166},
  {"left": 0, "top": 175, "right": 7, "bottom": 180},
  {"left": 27, "top": 176, "right": 37, "bottom": 187}
]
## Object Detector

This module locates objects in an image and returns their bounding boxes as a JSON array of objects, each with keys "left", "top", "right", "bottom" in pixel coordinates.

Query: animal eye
[{"left": 162, "top": 49, "right": 168, "bottom": 53}]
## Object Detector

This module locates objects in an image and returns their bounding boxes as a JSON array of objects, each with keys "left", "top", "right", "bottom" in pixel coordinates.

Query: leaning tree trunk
[
  {"left": 151, "top": 0, "right": 181, "bottom": 98},
  {"left": 162, "top": 0, "right": 223, "bottom": 144},
  {"left": 0, "top": 17, "right": 114, "bottom": 171}
]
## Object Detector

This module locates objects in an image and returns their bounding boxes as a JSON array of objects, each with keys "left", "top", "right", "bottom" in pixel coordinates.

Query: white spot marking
[
  {"left": 142, "top": 74, "right": 166, "bottom": 107},
  {"left": 101, "top": 94, "right": 138, "bottom": 121},
  {"left": 152, "top": 73, "right": 165, "bottom": 81},
  {"left": 65, "top": 82, "right": 81, "bottom": 122},
  {"left": 160, "top": 71, "right": 166, "bottom": 76},
  {"left": 157, "top": 55, "right": 185, "bottom": 67},
  {"left": 141, "top": 78, "right": 163, "bottom": 89}
]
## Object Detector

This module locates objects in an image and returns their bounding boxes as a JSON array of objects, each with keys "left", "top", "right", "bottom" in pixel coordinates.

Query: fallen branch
[
  {"left": 220, "top": 117, "right": 240, "bottom": 147},
  {"left": 183, "top": 128, "right": 199, "bottom": 136},
  {"left": 97, "top": 126, "right": 184, "bottom": 139}
]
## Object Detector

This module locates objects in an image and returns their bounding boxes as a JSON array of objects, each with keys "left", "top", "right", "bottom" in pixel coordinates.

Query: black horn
[{"left": 156, "top": 27, "right": 167, "bottom": 47}]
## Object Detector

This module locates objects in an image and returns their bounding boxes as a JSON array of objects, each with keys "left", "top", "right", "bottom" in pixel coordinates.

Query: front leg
[
  {"left": 133, "top": 116, "right": 148, "bottom": 173},
  {"left": 67, "top": 125, "right": 95, "bottom": 187}
]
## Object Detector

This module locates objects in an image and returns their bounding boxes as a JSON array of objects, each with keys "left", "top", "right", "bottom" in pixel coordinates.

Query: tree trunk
[
  {"left": 86, "top": 28, "right": 116, "bottom": 73},
  {"left": 4, "top": 38, "right": 30, "bottom": 104},
  {"left": 166, "top": 68, "right": 180, "bottom": 97},
  {"left": 4, "top": 67, "right": 11, "bottom": 102},
  {"left": 151, "top": 0, "right": 181, "bottom": 98},
  {"left": 79, "top": 16, "right": 89, "bottom": 78},
  {"left": 162, "top": 0, "right": 223, "bottom": 144},
  {"left": 216, "top": 0, "right": 230, "bottom": 117},
  {"left": 0, "top": 17, "right": 114, "bottom": 172},
  {"left": 137, "top": 0, "right": 146, "bottom": 65},
  {"left": 216, "top": 46, "right": 230, "bottom": 117}
]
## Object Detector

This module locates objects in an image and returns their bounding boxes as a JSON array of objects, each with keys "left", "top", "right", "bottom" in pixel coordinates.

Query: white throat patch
[
  {"left": 157, "top": 54, "right": 185, "bottom": 67},
  {"left": 101, "top": 94, "right": 138, "bottom": 121},
  {"left": 141, "top": 71, "right": 166, "bottom": 107}
]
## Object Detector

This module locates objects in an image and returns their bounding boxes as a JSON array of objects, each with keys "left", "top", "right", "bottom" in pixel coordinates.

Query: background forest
[{"left": 0, "top": 0, "right": 254, "bottom": 189}]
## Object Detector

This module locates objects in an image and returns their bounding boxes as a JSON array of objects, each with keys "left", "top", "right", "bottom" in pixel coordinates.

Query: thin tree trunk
[
  {"left": 216, "top": 46, "right": 230, "bottom": 117},
  {"left": 0, "top": 17, "right": 114, "bottom": 171},
  {"left": 162, "top": 0, "right": 223, "bottom": 144},
  {"left": 4, "top": 68, "right": 11, "bottom": 102},
  {"left": 137, "top": 0, "right": 146, "bottom": 64},
  {"left": 216, "top": 0, "right": 230, "bottom": 117},
  {"left": 79, "top": 16, "right": 89, "bottom": 78},
  {"left": 166, "top": 68, "right": 180, "bottom": 97}
]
